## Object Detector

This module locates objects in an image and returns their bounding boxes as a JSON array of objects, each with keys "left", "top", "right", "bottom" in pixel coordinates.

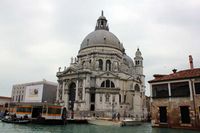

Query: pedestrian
[
  {"left": 71, "top": 111, "right": 74, "bottom": 119},
  {"left": 117, "top": 112, "right": 120, "bottom": 121}
]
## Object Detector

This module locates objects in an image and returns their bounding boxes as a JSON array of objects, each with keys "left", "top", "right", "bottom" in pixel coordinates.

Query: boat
[
  {"left": 87, "top": 118, "right": 122, "bottom": 126},
  {"left": 14, "top": 104, "right": 67, "bottom": 125},
  {"left": 1, "top": 117, "right": 30, "bottom": 124},
  {"left": 121, "top": 118, "right": 142, "bottom": 126}
]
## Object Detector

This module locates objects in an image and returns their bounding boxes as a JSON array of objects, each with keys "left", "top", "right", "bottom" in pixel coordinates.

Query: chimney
[
  {"left": 172, "top": 69, "right": 177, "bottom": 73},
  {"left": 189, "top": 55, "right": 194, "bottom": 69}
]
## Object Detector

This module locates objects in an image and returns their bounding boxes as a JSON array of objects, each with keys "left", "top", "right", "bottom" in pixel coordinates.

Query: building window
[
  {"left": 99, "top": 59, "right": 103, "bottom": 70},
  {"left": 111, "top": 82, "right": 115, "bottom": 88},
  {"left": 101, "top": 81, "right": 105, "bottom": 87},
  {"left": 171, "top": 82, "right": 190, "bottom": 97},
  {"left": 18, "top": 95, "right": 21, "bottom": 102},
  {"left": 195, "top": 83, "right": 200, "bottom": 94},
  {"left": 180, "top": 106, "right": 190, "bottom": 124},
  {"left": 105, "top": 93, "right": 110, "bottom": 102},
  {"left": 82, "top": 61, "right": 85, "bottom": 67},
  {"left": 106, "top": 80, "right": 110, "bottom": 87},
  {"left": 152, "top": 84, "right": 169, "bottom": 98},
  {"left": 135, "top": 60, "right": 140, "bottom": 65},
  {"left": 119, "top": 94, "right": 121, "bottom": 103},
  {"left": 106, "top": 60, "right": 111, "bottom": 71},
  {"left": 101, "top": 21, "right": 104, "bottom": 26},
  {"left": 100, "top": 95, "right": 103, "bottom": 102},
  {"left": 124, "top": 94, "right": 126, "bottom": 103},
  {"left": 101, "top": 80, "right": 115, "bottom": 88},
  {"left": 135, "top": 84, "right": 140, "bottom": 91},
  {"left": 21, "top": 95, "right": 23, "bottom": 101},
  {"left": 159, "top": 106, "right": 167, "bottom": 123},
  {"left": 90, "top": 93, "right": 95, "bottom": 103}
]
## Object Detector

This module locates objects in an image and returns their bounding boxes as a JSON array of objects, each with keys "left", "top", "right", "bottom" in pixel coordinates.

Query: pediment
[
  {"left": 63, "top": 67, "right": 76, "bottom": 74},
  {"left": 97, "top": 71, "right": 119, "bottom": 78}
]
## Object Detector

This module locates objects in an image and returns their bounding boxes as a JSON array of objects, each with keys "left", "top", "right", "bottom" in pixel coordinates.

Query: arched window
[
  {"left": 101, "top": 81, "right": 105, "bottom": 87},
  {"left": 135, "top": 84, "right": 140, "bottom": 91},
  {"left": 82, "top": 61, "right": 85, "bottom": 68},
  {"left": 106, "top": 60, "right": 111, "bottom": 71},
  {"left": 99, "top": 59, "right": 103, "bottom": 70},
  {"left": 101, "top": 80, "right": 115, "bottom": 88}
]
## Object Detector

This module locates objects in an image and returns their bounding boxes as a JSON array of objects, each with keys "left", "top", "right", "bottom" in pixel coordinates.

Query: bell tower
[{"left": 134, "top": 48, "right": 143, "bottom": 75}]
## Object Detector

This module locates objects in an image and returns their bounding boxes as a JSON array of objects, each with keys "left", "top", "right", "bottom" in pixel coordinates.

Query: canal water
[{"left": 0, "top": 122, "right": 199, "bottom": 133}]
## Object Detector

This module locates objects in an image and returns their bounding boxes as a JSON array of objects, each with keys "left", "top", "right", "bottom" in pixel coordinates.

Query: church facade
[{"left": 56, "top": 12, "right": 146, "bottom": 120}]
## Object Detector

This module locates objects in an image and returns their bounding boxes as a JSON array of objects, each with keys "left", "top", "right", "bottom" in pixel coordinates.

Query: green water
[{"left": 0, "top": 122, "right": 199, "bottom": 133}]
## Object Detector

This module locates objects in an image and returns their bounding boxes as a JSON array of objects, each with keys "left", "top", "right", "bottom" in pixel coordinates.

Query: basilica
[{"left": 56, "top": 12, "right": 146, "bottom": 120}]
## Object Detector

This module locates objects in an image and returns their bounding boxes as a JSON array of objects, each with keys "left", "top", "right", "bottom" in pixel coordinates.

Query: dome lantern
[{"left": 95, "top": 11, "right": 109, "bottom": 31}]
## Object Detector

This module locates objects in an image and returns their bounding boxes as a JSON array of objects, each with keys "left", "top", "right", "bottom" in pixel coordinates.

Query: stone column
[
  {"left": 85, "top": 91, "right": 90, "bottom": 110},
  {"left": 56, "top": 83, "right": 60, "bottom": 101},
  {"left": 83, "top": 79, "right": 86, "bottom": 101},
  {"left": 103, "top": 59, "right": 106, "bottom": 71},
  {"left": 62, "top": 81, "right": 65, "bottom": 102},
  {"left": 75, "top": 80, "right": 79, "bottom": 101},
  {"left": 85, "top": 74, "right": 90, "bottom": 88}
]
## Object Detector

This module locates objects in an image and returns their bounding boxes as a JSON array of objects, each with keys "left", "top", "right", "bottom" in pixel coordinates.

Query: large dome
[
  {"left": 79, "top": 12, "right": 124, "bottom": 52},
  {"left": 80, "top": 30, "right": 124, "bottom": 51}
]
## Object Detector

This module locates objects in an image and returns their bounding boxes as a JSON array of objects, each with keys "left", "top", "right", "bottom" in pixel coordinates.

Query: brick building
[{"left": 148, "top": 56, "right": 200, "bottom": 129}]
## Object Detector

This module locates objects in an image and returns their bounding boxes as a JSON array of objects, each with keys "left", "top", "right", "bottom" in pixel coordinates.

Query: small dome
[
  {"left": 123, "top": 54, "right": 134, "bottom": 67},
  {"left": 98, "top": 15, "right": 106, "bottom": 20},
  {"left": 80, "top": 30, "right": 124, "bottom": 51}
]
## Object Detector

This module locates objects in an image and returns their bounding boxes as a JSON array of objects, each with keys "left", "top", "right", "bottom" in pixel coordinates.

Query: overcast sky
[{"left": 0, "top": 0, "right": 200, "bottom": 97}]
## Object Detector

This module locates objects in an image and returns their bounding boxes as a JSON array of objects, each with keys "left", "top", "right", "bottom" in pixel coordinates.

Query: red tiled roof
[{"left": 148, "top": 68, "right": 200, "bottom": 83}]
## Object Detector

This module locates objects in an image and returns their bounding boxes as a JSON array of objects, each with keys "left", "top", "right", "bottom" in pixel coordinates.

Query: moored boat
[
  {"left": 14, "top": 103, "right": 67, "bottom": 125},
  {"left": 87, "top": 118, "right": 122, "bottom": 126},
  {"left": 121, "top": 118, "right": 142, "bottom": 126},
  {"left": 1, "top": 117, "right": 30, "bottom": 124}
]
